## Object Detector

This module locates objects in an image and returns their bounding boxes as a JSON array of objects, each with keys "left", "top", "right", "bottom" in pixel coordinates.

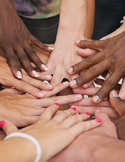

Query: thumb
[
  {"left": 76, "top": 39, "right": 104, "bottom": 51},
  {"left": 0, "top": 120, "right": 18, "bottom": 135},
  {"left": 109, "top": 90, "right": 125, "bottom": 116}
]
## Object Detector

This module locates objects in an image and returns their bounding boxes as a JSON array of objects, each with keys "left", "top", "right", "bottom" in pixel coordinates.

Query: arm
[{"left": 46, "top": 0, "right": 95, "bottom": 85}]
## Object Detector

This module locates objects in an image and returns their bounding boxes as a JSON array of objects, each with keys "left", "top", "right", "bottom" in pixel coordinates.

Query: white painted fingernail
[
  {"left": 68, "top": 67, "right": 73, "bottom": 73},
  {"left": 75, "top": 94, "right": 82, "bottom": 98},
  {"left": 70, "top": 80, "right": 77, "bottom": 87},
  {"left": 32, "top": 70, "right": 39, "bottom": 78},
  {"left": 48, "top": 47, "right": 54, "bottom": 50},
  {"left": 41, "top": 64, "right": 48, "bottom": 71},
  {"left": 45, "top": 75, "right": 52, "bottom": 80},
  {"left": 111, "top": 90, "right": 119, "bottom": 98},
  {"left": 39, "top": 92, "right": 44, "bottom": 97},
  {"left": 17, "top": 71, "right": 22, "bottom": 79},
  {"left": 76, "top": 40, "right": 80, "bottom": 43},
  {"left": 63, "top": 81, "right": 69, "bottom": 86}
]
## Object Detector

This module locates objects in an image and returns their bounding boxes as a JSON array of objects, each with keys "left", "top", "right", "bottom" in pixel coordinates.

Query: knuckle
[
  {"left": 89, "top": 67, "right": 98, "bottom": 75},
  {"left": 76, "top": 75, "right": 84, "bottom": 85},
  {"left": 105, "top": 80, "right": 114, "bottom": 88}
]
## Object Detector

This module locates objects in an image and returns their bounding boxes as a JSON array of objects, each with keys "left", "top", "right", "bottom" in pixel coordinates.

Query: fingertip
[
  {"left": 110, "top": 90, "right": 119, "bottom": 98},
  {"left": 68, "top": 67, "right": 74, "bottom": 74},
  {"left": 92, "top": 95, "right": 101, "bottom": 103},
  {"left": 0, "top": 121, "right": 6, "bottom": 129},
  {"left": 54, "top": 102, "right": 59, "bottom": 106}
]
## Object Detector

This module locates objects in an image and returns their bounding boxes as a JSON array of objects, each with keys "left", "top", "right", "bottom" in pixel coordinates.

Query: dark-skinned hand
[
  {"left": 68, "top": 31, "right": 125, "bottom": 103},
  {"left": 0, "top": 0, "right": 53, "bottom": 79}
]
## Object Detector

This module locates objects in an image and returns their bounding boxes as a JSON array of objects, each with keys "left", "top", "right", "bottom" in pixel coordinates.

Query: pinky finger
[{"left": 0, "top": 120, "right": 18, "bottom": 135}]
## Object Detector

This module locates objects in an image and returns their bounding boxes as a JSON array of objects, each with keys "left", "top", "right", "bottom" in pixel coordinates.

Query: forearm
[{"left": 0, "top": 138, "right": 36, "bottom": 162}]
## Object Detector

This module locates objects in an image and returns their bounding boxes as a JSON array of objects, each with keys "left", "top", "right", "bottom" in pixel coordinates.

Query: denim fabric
[{"left": 92, "top": 0, "right": 125, "bottom": 39}]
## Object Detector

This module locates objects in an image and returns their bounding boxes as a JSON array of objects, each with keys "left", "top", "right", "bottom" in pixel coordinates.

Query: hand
[
  {"left": 0, "top": 0, "right": 53, "bottom": 79},
  {"left": 49, "top": 111, "right": 118, "bottom": 162},
  {"left": 68, "top": 31, "right": 125, "bottom": 103},
  {"left": 2, "top": 104, "right": 101, "bottom": 162},
  {"left": 70, "top": 87, "right": 118, "bottom": 119},
  {"left": 0, "top": 82, "right": 83, "bottom": 127}
]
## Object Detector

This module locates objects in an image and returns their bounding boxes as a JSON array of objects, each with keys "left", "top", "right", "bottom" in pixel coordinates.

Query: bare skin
[
  {"left": 0, "top": 104, "right": 101, "bottom": 162},
  {"left": 0, "top": 0, "right": 53, "bottom": 79}
]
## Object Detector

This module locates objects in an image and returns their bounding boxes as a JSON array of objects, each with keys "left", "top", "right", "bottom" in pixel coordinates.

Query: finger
[
  {"left": 24, "top": 44, "right": 48, "bottom": 71},
  {"left": 34, "top": 94, "right": 83, "bottom": 108},
  {"left": 73, "top": 87, "right": 99, "bottom": 95},
  {"left": 92, "top": 73, "right": 121, "bottom": 103},
  {"left": 30, "top": 36, "right": 54, "bottom": 52},
  {"left": 76, "top": 39, "right": 104, "bottom": 51},
  {"left": 0, "top": 120, "right": 18, "bottom": 135},
  {"left": 16, "top": 48, "right": 39, "bottom": 78},
  {"left": 62, "top": 113, "right": 90, "bottom": 128},
  {"left": 119, "top": 78, "right": 125, "bottom": 100},
  {"left": 53, "top": 108, "right": 77, "bottom": 123},
  {"left": 42, "top": 82, "right": 69, "bottom": 97},
  {"left": 68, "top": 52, "right": 103, "bottom": 75},
  {"left": 0, "top": 88, "right": 24, "bottom": 95},
  {"left": 69, "top": 62, "right": 106, "bottom": 88},
  {"left": 22, "top": 74, "right": 53, "bottom": 91},
  {"left": 77, "top": 48, "right": 97, "bottom": 57},
  {"left": 110, "top": 90, "right": 125, "bottom": 116},
  {"left": 75, "top": 106, "right": 118, "bottom": 119},
  {"left": 68, "top": 118, "right": 101, "bottom": 139},
  {"left": 4, "top": 48, "right": 22, "bottom": 79},
  {"left": 40, "top": 103, "right": 59, "bottom": 120}
]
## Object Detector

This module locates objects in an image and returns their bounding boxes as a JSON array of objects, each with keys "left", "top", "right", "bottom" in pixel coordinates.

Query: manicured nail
[
  {"left": 63, "top": 81, "right": 69, "bottom": 86},
  {"left": 74, "top": 88, "right": 81, "bottom": 92},
  {"left": 68, "top": 67, "right": 73, "bottom": 73},
  {"left": 70, "top": 80, "right": 77, "bottom": 87},
  {"left": 75, "top": 94, "right": 82, "bottom": 98},
  {"left": 41, "top": 64, "right": 48, "bottom": 71},
  {"left": 85, "top": 112, "right": 90, "bottom": 115},
  {"left": 111, "top": 90, "right": 119, "bottom": 98},
  {"left": 39, "top": 92, "right": 44, "bottom": 97},
  {"left": 17, "top": 71, "right": 22, "bottom": 79},
  {"left": 54, "top": 102, "right": 59, "bottom": 106},
  {"left": 45, "top": 75, "right": 52, "bottom": 80},
  {"left": 76, "top": 40, "right": 80, "bottom": 44},
  {"left": 71, "top": 107, "right": 77, "bottom": 111},
  {"left": 48, "top": 47, "right": 54, "bottom": 50},
  {"left": 119, "top": 92, "right": 125, "bottom": 99},
  {"left": 32, "top": 70, "right": 39, "bottom": 78},
  {"left": 43, "top": 80, "right": 50, "bottom": 84},
  {"left": 92, "top": 95, "right": 100, "bottom": 103},
  {"left": 96, "top": 119, "right": 101, "bottom": 123},
  {"left": 47, "top": 84, "right": 53, "bottom": 88},
  {"left": 0, "top": 121, "right": 6, "bottom": 129}
]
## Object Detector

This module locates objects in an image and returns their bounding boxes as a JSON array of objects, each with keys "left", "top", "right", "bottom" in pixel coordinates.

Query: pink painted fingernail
[
  {"left": 96, "top": 119, "right": 101, "bottom": 123},
  {"left": 85, "top": 112, "right": 90, "bottom": 115},
  {"left": 71, "top": 107, "right": 77, "bottom": 111},
  {"left": 54, "top": 102, "right": 59, "bottom": 106},
  {"left": 0, "top": 121, "right": 6, "bottom": 129}
]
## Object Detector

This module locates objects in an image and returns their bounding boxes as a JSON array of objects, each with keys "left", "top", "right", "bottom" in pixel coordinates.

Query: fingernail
[
  {"left": 74, "top": 88, "right": 81, "bottom": 92},
  {"left": 119, "top": 92, "right": 125, "bottom": 99},
  {"left": 92, "top": 95, "right": 100, "bottom": 103},
  {"left": 32, "top": 70, "right": 39, "bottom": 78},
  {"left": 41, "top": 64, "right": 48, "bottom": 71},
  {"left": 111, "top": 90, "right": 119, "bottom": 98},
  {"left": 83, "top": 84, "right": 88, "bottom": 88},
  {"left": 68, "top": 67, "right": 73, "bottom": 73},
  {"left": 0, "top": 121, "right": 6, "bottom": 129},
  {"left": 45, "top": 75, "right": 52, "bottom": 80},
  {"left": 43, "top": 80, "right": 50, "bottom": 84},
  {"left": 48, "top": 47, "right": 54, "bottom": 50},
  {"left": 75, "top": 94, "right": 82, "bottom": 98},
  {"left": 71, "top": 107, "right": 78, "bottom": 111},
  {"left": 63, "top": 81, "right": 69, "bottom": 86},
  {"left": 96, "top": 119, "right": 101, "bottom": 123},
  {"left": 17, "top": 71, "right": 22, "bottom": 79},
  {"left": 85, "top": 112, "right": 90, "bottom": 115},
  {"left": 54, "top": 102, "right": 59, "bottom": 106},
  {"left": 47, "top": 84, "right": 53, "bottom": 89},
  {"left": 76, "top": 40, "right": 80, "bottom": 44},
  {"left": 39, "top": 92, "right": 44, "bottom": 97},
  {"left": 96, "top": 110, "right": 101, "bottom": 113},
  {"left": 70, "top": 80, "right": 77, "bottom": 87}
]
